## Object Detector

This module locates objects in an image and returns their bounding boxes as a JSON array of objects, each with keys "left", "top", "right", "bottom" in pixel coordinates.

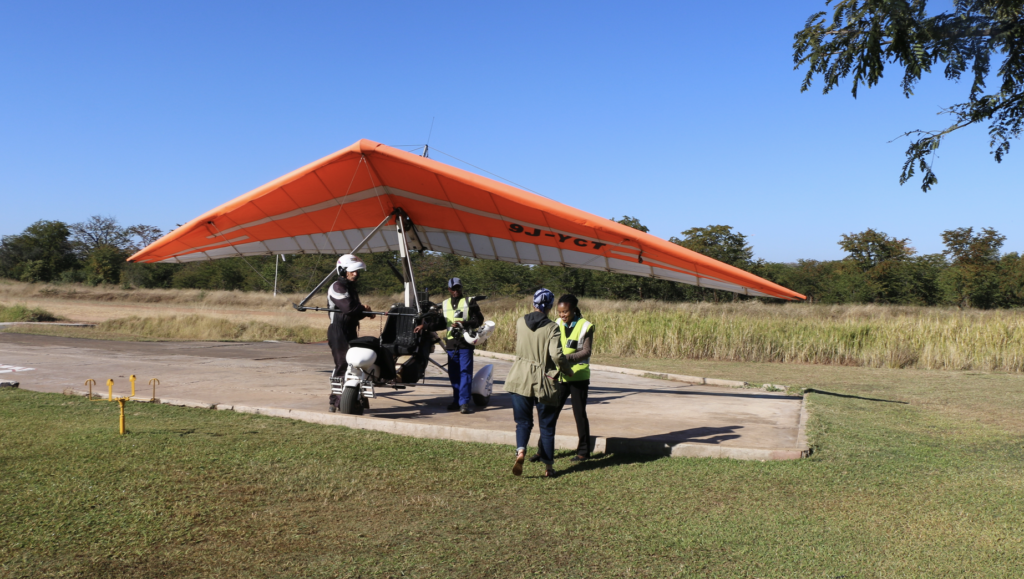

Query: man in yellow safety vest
[{"left": 441, "top": 277, "right": 483, "bottom": 414}]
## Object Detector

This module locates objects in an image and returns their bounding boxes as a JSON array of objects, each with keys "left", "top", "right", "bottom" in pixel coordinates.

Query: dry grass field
[
  {"left": 4, "top": 280, "right": 1024, "bottom": 372},
  {"left": 0, "top": 279, "right": 390, "bottom": 325},
  {"left": 483, "top": 297, "right": 1024, "bottom": 372},
  {"left": 0, "top": 280, "right": 396, "bottom": 343}
]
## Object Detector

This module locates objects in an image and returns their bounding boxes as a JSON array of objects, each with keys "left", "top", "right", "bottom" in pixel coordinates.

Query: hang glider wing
[{"left": 129, "top": 139, "right": 805, "bottom": 300}]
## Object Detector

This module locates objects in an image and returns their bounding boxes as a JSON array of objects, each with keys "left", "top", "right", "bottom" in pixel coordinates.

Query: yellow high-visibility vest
[
  {"left": 443, "top": 297, "right": 469, "bottom": 340},
  {"left": 558, "top": 317, "right": 592, "bottom": 382}
]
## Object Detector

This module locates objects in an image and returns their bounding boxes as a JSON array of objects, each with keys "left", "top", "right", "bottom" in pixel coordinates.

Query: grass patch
[
  {"left": 1, "top": 314, "right": 326, "bottom": 343},
  {"left": 484, "top": 300, "right": 1024, "bottom": 372},
  {"left": 0, "top": 303, "right": 61, "bottom": 322},
  {"left": 7, "top": 278, "right": 1024, "bottom": 372},
  {"left": 0, "top": 279, "right": 395, "bottom": 312},
  {"left": 2, "top": 370, "right": 1023, "bottom": 577},
  {"left": 95, "top": 314, "right": 326, "bottom": 343}
]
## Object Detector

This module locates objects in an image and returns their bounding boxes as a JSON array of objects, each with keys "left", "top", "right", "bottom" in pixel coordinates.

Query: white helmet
[
  {"left": 462, "top": 320, "right": 496, "bottom": 346},
  {"left": 336, "top": 254, "right": 366, "bottom": 276}
]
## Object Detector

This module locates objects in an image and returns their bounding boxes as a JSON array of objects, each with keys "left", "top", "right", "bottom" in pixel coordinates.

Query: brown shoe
[{"left": 512, "top": 451, "right": 525, "bottom": 476}]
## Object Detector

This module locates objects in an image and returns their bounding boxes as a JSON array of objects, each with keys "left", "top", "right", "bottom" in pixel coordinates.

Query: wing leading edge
[{"left": 128, "top": 139, "right": 805, "bottom": 300}]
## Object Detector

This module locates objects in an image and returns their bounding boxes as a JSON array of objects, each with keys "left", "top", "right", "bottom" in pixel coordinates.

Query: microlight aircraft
[{"left": 129, "top": 139, "right": 805, "bottom": 413}]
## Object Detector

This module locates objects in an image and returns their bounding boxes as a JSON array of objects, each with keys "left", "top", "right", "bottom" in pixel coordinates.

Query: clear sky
[{"left": 1, "top": 1, "right": 1019, "bottom": 262}]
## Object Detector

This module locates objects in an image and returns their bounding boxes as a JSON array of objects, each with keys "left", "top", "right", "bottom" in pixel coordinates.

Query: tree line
[{"left": 2, "top": 215, "right": 1022, "bottom": 308}]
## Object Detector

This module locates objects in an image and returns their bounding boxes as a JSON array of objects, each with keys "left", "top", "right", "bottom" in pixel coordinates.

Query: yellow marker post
[
  {"left": 149, "top": 378, "right": 160, "bottom": 402},
  {"left": 116, "top": 397, "right": 128, "bottom": 434},
  {"left": 106, "top": 379, "right": 114, "bottom": 401},
  {"left": 85, "top": 379, "right": 96, "bottom": 400},
  {"left": 130, "top": 375, "right": 136, "bottom": 397}
]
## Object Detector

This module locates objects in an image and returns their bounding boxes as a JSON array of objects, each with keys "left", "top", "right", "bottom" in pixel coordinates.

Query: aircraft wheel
[
  {"left": 472, "top": 394, "right": 490, "bottom": 408},
  {"left": 338, "top": 387, "right": 364, "bottom": 415}
]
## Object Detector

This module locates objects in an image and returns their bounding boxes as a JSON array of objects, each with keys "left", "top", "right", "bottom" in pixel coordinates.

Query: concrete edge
[
  {"left": 795, "top": 393, "right": 811, "bottom": 458},
  {"left": 55, "top": 386, "right": 807, "bottom": 461},
  {"left": 473, "top": 350, "right": 782, "bottom": 391}
]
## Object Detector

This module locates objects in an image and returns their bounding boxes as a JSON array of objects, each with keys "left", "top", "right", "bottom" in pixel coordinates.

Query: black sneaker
[
  {"left": 528, "top": 453, "right": 542, "bottom": 463},
  {"left": 570, "top": 455, "right": 588, "bottom": 463},
  {"left": 460, "top": 404, "right": 473, "bottom": 414},
  {"left": 447, "top": 402, "right": 461, "bottom": 411}
]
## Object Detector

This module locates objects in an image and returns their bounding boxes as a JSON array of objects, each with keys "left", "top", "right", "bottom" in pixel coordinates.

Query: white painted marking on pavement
[{"left": 0, "top": 364, "right": 35, "bottom": 373}]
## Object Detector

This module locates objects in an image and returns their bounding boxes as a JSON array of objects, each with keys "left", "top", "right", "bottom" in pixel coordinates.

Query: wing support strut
[
  {"left": 293, "top": 212, "right": 397, "bottom": 311},
  {"left": 395, "top": 208, "right": 422, "bottom": 313}
]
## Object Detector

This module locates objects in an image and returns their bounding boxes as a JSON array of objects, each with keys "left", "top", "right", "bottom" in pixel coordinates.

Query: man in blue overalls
[{"left": 441, "top": 277, "right": 483, "bottom": 414}]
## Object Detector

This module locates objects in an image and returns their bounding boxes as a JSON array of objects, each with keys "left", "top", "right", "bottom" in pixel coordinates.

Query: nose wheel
[{"left": 337, "top": 387, "right": 364, "bottom": 415}]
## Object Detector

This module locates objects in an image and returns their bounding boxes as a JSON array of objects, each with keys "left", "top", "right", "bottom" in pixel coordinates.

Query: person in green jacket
[{"left": 506, "top": 288, "right": 574, "bottom": 478}]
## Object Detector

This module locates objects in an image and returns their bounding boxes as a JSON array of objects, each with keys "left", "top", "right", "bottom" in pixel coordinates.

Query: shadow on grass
[
  {"left": 805, "top": 388, "right": 907, "bottom": 404},
  {"left": 546, "top": 426, "right": 749, "bottom": 477},
  {"left": 549, "top": 449, "right": 662, "bottom": 477}
]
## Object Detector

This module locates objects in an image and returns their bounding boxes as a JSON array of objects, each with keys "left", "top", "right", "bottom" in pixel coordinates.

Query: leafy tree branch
[{"left": 794, "top": 0, "right": 1024, "bottom": 191}]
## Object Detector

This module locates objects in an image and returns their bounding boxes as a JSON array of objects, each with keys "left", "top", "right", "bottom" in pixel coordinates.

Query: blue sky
[{"left": 1, "top": 1, "right": 1019, "bottom": 262}]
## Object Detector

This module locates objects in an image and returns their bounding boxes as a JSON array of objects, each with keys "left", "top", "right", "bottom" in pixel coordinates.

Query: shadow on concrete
[
  {"left": 673, "top": 425, "right": 744, "bottom": 444},
  {"left": 591, "top": 385, "right": 802, "bottom": 401},
  {"left": 368, "top": 411, "right": 421, "bottom": 420},
  {"left": 368, "top": 394, "right": 506, "bottom": 419},
  {"left": 597, "top": 425, "right": 745, "bottom": 456},
  {"left": 805, "top": 389, "right": 907, "bottom": 404},
  {"left": 585, "top": 392, "right": 641, "bottom": 406}
]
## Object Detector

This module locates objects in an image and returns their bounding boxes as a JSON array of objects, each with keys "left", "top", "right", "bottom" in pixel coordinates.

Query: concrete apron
[{"left": 0, "top": 334, "right": 809, "bottom": 461}]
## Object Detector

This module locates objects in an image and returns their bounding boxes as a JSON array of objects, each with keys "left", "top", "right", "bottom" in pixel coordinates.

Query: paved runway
[{"left": 0, "top": 333, "right": 807, "bottom": 460}]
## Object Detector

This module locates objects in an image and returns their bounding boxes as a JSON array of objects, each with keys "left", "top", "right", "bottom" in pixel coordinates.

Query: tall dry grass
[
  {"left": 5, "top": 281, "right": 1024, "bottom": 372},
  {"left": 95, "top": 315, "right": 327, "bottom": 343},
  {"left": 481, "top": 299, "right": 1024, "bottom": 373},
  {"left": 0, "top": 279, "right": 398, "bottom": 310},
  {"left": 0, "top": 303, "right": 62, "bottom": 323}
]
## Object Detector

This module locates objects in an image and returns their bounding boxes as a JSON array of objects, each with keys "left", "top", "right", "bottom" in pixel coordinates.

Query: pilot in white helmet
[{"left": 327, "top": 254, "right": 376, "bottom": 411}]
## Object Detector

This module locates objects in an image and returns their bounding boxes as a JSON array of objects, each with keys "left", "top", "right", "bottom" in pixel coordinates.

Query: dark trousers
[
  {"left": 446, "top": 348, "right": 474, "bottom": 406},
  {"left": 559, "top": 379, "right": 592, "bottom": 457},
  {"left": 327, "top": 324, "right": 353, "bottom": 378},
  {"left": 327, "top": 324, "right": 356, "bottom": 406},
  {"left": 511, "top": 392, "right": 564, "bottom": 466}
]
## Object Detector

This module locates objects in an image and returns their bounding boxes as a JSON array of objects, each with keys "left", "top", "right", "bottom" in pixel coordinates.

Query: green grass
[
  {"left": 2, "top": 364, "right": 1023, "bottom": 578},
  {"left": 0, "top": 303, "right": 61, "bottom": 323}
]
